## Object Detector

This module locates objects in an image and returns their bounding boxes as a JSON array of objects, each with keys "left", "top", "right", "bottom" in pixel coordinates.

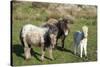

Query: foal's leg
[
  {"left": 74, "top": 43, "right": 77, "bottom": 55},
  {"left": 80, "top": 42, "right": 83, "bottom": 58},
  {"left": 73, "top": 38, "right": 77, "bottom": 55},
  {"left": 49, "top": 46, "right": 54, "bottom": 60},
  {"left": 84, "top": 43, "right": 87, "bottom": 57}
]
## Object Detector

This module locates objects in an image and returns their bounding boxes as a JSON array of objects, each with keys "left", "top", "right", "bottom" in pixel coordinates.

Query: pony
[
  {"left": 20, "top": 24, "right": 57, "bottom": 61},
  {"left": 56, "top": 18, "right": 71, "bottom": 49},
  {"left": 42, "top": 18, "right": 73, "bottom": 49},
  {"left": 41, "top": 19, "right": 58, "bottom": 47},
  {"left": 73, "top": 26, "right": 88, "bottom": 57}
]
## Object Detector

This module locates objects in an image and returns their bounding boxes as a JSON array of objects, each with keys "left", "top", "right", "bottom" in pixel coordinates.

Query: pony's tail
[{"left": 20, "top": 27, "right": 24, "bottom": 47}]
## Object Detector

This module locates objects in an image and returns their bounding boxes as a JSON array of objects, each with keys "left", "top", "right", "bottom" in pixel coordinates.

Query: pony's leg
[
  {"left": 24, "top": 47, "right": 31, "bottom": 59},
  {"left": 55, "top": 38, "right": 58, "bottom": 47},
  {"left": 41, "top": 49, "right": 45, "bottom": 61},
  {"left": 23, "top": 37, "right": 31, "bottom": 59},
  {"left": 49, "top": 46, "right": 54, "bottom": 60},
  {"left": 61, "top": 35, "right": 65, "bottom": 49},
  {"left": 23, "top": 37, "right": 28, "bottom": 47},
  {"left": 40, "top": 43, "right": 45, "bottom": 61}
]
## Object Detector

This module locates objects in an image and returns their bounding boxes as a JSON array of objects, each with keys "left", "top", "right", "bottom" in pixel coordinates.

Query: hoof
[
  {"left": 80, "top": 56, "right": 82, "bottom": 58},
  {"left": 61, "top": 48, "right": 64, "bottom": 51},
  {"left": 40, "top": 57, "right": 45, "bottom": 62},
  {"left": 25, "top": 56, "right": 31, "bottom": 60},
  {"left": 50, "top": 57, "right": 54, "bottom": 61},
  {"left": 85, "top": 56, "right": 88, "bottom": 60},
  {"left": 25, "top": 58, "right": 30, "bottom": 61},
  {"left": 74, "top": 51, "right": 77, "bottom": 55}
]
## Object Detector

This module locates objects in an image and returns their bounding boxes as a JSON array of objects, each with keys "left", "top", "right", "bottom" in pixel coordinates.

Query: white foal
[{"left": 73, "top": 26, "right": 88, "bottom": 58}]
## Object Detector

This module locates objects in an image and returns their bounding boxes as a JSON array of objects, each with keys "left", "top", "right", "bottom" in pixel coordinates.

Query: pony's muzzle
[{"left": 64, "top": 30, "right": 69, "bottom": 36}]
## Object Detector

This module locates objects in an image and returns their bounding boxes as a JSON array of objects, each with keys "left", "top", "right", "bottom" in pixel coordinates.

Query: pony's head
[
  {"left": 58, "top": 18, "right": 70, "bottom": 36},
  {"left": 48, "top": 24, "right": 58, "bottom": 48},
  {"left": 43, "top": 23, "right": 58, "bottom": 48},
  {"left": 82, "top": 26, "right": 88, "bottom": 38}
]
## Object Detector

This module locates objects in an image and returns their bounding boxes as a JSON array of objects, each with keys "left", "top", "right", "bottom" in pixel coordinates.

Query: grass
[{"left": 11, "top": 1, "right": 97, "bottom": 66}]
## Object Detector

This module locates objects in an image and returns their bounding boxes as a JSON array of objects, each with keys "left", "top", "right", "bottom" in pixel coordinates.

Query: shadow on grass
[
  {"left": 12, "top": 44, "right": 53, "bottom": 62},
  {"left": 56, "top": 46, "right": 74, "bottom": 55},
  {"left": 12, "top": 44, "right": 24, "bottom": 59},
  {"left": 56, "top": 46, "right": 89, "bottom": 61},
  {"left": 31, "top": 48, "right": 54, "bottom": 61}
]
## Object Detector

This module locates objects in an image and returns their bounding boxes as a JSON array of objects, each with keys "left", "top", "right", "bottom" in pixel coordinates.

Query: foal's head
[{"left": 82, "top": 26, "right": 88, "bottom": 38}]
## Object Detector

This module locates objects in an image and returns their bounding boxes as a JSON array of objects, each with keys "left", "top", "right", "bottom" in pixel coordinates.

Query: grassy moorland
[{"left": 12, "top": 1, "right": 97, "bottom": 66}]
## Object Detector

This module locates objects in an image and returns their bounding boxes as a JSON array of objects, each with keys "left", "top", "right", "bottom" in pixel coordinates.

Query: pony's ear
[
  {"left": 64, "top": 18, "right": 74, "bottom": 24},
  {"left": 63, "top": 15, "right": 74, "bottom": 24},
  {"left": 61, "top": 17, "right": 68, "bottom": 23},
  {"left": 69, "top": 19, "right": 74, "bottom": 24}
]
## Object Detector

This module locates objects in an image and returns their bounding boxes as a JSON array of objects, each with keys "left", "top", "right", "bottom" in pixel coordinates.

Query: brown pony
[{"left": 43, "top": 18, "right": 73, "bottom": 49}]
